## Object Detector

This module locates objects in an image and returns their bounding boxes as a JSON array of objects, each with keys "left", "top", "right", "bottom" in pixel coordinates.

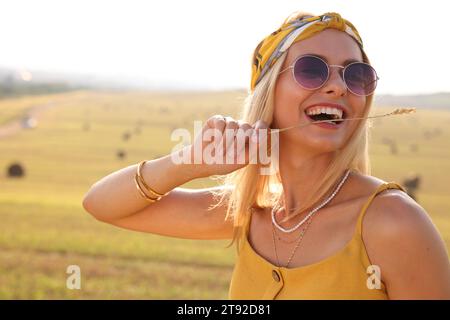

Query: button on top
[{"left": 272, "top": 269, "right": 280, "bottom": 282}]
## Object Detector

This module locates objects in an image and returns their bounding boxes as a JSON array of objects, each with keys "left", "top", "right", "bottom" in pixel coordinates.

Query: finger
[
  {"left": 223, "top": 117, "right": 239, "bottom": 157},
  {"left": 203, "top": 115, "right": 227, "bottom": 159},
  {"left": 235, "top": 121, "right": 253, "bottom": 164},
  {"left": 209, "top": 114, "right": 227, "bottom": 134},
  {"left": 252, "top": 120, "right": 270, "bottom": 143},
  {"left": 254, "top": 119, "right": 269, "bottom": 129},
  {"left": 236, "top": 121, "right": 252, "bottom": 143},
  {"left": 205, "top": 115, "right": 226, "bottom": 150},
  {"left": 252, "top": 120, "right": 273, "bottom": 164}
]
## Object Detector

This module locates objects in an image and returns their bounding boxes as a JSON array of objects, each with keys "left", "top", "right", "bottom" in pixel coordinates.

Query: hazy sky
[{"left": 1, "top": 0, "right": 449, "bottom": 94}]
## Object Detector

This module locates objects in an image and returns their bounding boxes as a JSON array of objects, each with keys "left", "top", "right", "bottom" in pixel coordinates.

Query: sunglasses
[{"left": 278, "top": 54, "right": 379, "bottom": 96}]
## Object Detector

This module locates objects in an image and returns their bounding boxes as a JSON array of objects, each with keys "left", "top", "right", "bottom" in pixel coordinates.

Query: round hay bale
[
  {"left": 389, "top": 142, "right": 397, "bottom": 155},
  {"left": 116, "top": 150, "right": 126, "bottom": 160},
  {"left": 402, "top": 173, "right": 421, "bottom": 202},
  {"left": 423, "top": 130, "right": 432, "bottom": 140},
  {"left": 7, "top": 162, "right": 25, "bottom": 178},
  {"left": 433, "top": 128, "right": 442, "bottom": 136},
  {"left": 122, "top": 131, "right": 131, "bottom": 141},
  {"left": 403, "top": 174, "right": 421, "bottom": 190}
]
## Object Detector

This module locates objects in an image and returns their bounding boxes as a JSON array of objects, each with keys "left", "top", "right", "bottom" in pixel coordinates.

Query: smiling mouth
[{"left": 304, "top": 110, "right": 346, "bottom": 125}]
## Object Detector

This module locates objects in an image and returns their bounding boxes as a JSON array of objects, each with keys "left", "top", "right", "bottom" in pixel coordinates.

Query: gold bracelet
[
  {"left": 134, "top": 172, "right": 159, "bottom": 203},
  {"left": 137, "top": 160, "right": 168, "bottom": 198}
]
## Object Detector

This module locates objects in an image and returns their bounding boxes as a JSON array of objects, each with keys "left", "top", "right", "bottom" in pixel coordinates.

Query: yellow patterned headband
[{"left": 250, "top": 12, "right": 364, "bottom": 91}]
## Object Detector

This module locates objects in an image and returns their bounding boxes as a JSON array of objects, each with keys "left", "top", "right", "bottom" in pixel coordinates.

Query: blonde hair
[{"left": 210, "top": 11, "right": 374, "bottom": 252}]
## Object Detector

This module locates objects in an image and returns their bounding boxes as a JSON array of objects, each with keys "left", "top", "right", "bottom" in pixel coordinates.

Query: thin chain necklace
[
  {"left": 273, "top": 222, "right": 309, "bottom": 244},
  {"left": 271, "top": 214, "right": 313, "bottom": 268},
  {"left": 271, "top": 169, "right": 351, "bottom": 234}
]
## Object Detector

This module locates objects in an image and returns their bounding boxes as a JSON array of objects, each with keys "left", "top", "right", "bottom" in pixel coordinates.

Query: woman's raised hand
[{"left": 180, "top": 115, "right": 271, "bottom": 178}]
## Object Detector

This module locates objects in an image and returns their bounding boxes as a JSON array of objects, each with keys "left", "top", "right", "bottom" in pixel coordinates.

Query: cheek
[
  {"left": 349, "top": 95, "right": 367, "bottom": 116},
  {"left": 274, "top": 77, "right": 310, "bottom": 122},
  {"left": 346, "top": 96, "right": 368, "bottom": 134}
]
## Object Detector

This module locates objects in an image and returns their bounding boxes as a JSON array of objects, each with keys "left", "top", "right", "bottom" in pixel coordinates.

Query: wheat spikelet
[{"left": 386, "top": 107, "right": 416, "bottom": 115}]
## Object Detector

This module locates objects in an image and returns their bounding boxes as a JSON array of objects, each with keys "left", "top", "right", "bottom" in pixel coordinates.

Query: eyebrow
[{"left": 305, "top": 53, "right": 362, "bottom": 65}]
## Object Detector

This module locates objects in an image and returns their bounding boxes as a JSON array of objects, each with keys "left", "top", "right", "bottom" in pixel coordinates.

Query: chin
[{"left": 296, "top": 136, "right": 345, "bottom": 153}]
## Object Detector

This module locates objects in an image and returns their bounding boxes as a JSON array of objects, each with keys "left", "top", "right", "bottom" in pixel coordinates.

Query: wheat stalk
[{"left": 271, "top": 107, "right": 416, "bottom": 133}]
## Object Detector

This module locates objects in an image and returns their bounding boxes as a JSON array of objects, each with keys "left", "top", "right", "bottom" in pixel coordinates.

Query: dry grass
[{"left": 0, "top": 90, "right": 449, "bottom": 298}]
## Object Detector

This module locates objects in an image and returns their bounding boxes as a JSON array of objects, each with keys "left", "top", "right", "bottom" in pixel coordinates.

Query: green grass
[{"left": 0, "top": 90, "right": 449, "bottom": 299}]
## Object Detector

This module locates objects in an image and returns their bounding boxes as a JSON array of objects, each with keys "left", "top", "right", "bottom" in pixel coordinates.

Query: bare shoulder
[
  {"left": 357, "top": 174, "right": 450, "bottom": 298},
  {"left": 364, "top": 180, "right": 435, "bottom": 244},
  {"left": 352, "top": 172, "right": 439, "bottom": 252}
]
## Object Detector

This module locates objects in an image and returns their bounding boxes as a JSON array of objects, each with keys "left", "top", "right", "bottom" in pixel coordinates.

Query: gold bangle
[
  {"left": 137, "top": 160, "right": 168, "bottom": 198},
  {"left": 134, "top": 172, "right": 159, "bottom": 203}
]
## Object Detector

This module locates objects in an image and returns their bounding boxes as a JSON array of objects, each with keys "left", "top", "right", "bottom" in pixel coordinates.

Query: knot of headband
[{"left": 250, "top": 12, "right": 363, "bottom": 91}]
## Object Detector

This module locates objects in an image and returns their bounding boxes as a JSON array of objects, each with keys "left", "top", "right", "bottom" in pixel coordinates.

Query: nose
[{"left": 320, "top": 66, "right": 347, "bottom": 97}]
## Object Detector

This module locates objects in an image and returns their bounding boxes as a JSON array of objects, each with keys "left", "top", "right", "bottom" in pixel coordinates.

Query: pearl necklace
[{"left": 271, "top": 169, "right": 351, "bottom": 234}]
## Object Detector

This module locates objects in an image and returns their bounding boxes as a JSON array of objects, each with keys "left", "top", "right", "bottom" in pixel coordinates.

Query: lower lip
[{"left": 304, "top": 112, "right": 345, "bottom": 130}]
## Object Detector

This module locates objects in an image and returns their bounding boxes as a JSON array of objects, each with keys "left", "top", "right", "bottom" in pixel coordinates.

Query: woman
[{"left": 82, "top": 11, "right": 450, "bottom": 299}]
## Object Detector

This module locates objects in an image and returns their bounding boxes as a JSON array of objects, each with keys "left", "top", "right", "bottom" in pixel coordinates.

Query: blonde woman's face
[{"left": 273, "top": 28, "right": 367, "bottom": 152}]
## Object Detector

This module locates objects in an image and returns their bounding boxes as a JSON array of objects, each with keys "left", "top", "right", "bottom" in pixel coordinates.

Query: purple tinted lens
[
  {"left": 293, "top": 56, "right": 328, "bottom": 89},
  {"left": 345, "top": 63, "right": 378, "bottom": 95}
]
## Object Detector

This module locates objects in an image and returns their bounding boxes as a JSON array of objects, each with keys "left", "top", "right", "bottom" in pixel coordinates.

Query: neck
[{"left": 276, "top": 141, "right": 343, "bottom": 223}]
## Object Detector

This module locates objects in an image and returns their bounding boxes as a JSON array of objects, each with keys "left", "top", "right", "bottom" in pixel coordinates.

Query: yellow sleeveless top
[{"left": 228, "top": 182, "right": 407, "bottom": 300}]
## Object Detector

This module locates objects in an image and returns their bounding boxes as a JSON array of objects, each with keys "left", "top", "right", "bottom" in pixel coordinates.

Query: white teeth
[{"left": 305, "top": 106, "right": 343, "bottom": 119}]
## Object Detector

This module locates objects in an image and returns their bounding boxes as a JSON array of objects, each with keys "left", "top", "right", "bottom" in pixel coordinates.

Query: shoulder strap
[{"left": 356, "top": 182, "right": 408, "bottom": 235}]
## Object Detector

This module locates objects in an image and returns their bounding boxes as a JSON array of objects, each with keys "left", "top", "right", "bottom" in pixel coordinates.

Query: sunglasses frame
[{"left": 278, "top": 54, "right": 379, "bottom": 96}]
